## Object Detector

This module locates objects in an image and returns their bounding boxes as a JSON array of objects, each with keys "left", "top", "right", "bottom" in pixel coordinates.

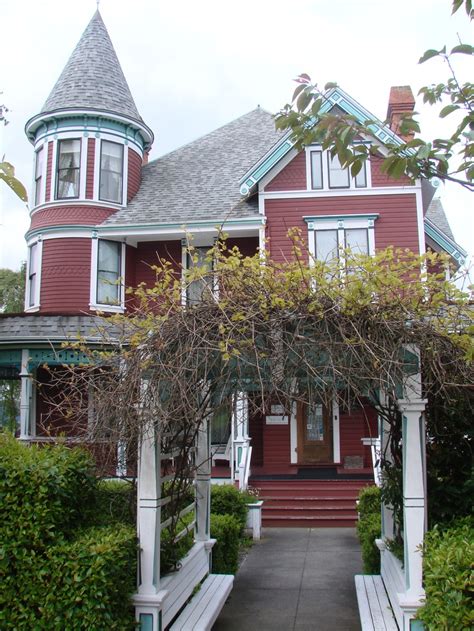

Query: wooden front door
[{"left": 297, "top": 401, "right": 332, "bottom": 463}]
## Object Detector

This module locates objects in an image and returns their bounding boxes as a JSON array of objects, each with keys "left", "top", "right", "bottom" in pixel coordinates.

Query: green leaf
[
  {"left": 292, "top": 83, "right": 307, "bottom": 103},
  {"left": 0, "top": 162, "right": 28, "bottom": 202},
  {"left": 296, "top": 89, "right": 313, "bottom": 112},
  {"left": 419, "top": 49, "right": 441, "bottom": 64},
  {"left": 439, "top": 104, "right": 460, "bottom": 118},
  {"left": 324, "top": 82, "right": 338, "bottom": 90},
  {"left": 450, "top": 44, "right": 474, "bottom": 55}
]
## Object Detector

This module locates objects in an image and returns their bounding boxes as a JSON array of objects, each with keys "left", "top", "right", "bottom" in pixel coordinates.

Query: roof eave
[{"left": 424, "top": 217, "right": 467, "bottom": 265}]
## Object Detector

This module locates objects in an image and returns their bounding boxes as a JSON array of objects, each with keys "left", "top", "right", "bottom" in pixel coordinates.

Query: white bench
[
  {"left": 355, "top": 575, "right": 398, "bottom": 630},
  {"left": 169, "top": 573, "right": 234, "bottom": 630}
]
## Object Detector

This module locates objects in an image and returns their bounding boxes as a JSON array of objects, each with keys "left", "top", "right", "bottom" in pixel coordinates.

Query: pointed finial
[{"left": 96, "top": 0, "right": 100, "bottom": 8}]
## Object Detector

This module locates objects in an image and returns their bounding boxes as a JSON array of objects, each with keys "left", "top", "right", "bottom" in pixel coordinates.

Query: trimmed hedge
[
  {"left": 0, "top": 433, "right": 136, "bottom": 630},
  {"left": 211, "top": 484, "right": 249, "bottom": 533},
  {"left": 416, "top": 517, "right": 474, "bottom": 630},
  {"left": 210, "top": 513, "right": 241, "bottom": 574},
  {"left": 356, "top": 485, "right": 381, "bottom": 574}
]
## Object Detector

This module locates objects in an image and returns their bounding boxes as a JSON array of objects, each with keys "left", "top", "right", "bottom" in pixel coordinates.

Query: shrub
[
  {"left": 210, "top": 513, "right": 240, "bottom": 574},
  {"left": 416, "top": 517, "right": 474, "bottom": 630},
  {"left": 356, "top": 485, "right": 381, "bottom": 574},
  {"left": 91, "top": 479, "right": 136, "bottom": 527},
  {"left": 211, "top": 484, "right": 248, "bottom": 533},
  {"left": 160, "top": 512, "right": 195, "bottom": 576}
]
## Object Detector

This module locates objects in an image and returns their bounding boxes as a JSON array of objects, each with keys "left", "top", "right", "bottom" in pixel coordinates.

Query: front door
[{"left": 297, "top": 401, "right": 332, "bottom": 463}]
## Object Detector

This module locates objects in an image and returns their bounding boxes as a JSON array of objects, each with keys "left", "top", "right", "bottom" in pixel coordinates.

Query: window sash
[
  {"left": 97, "top": 240, "right": 121, "bottom": 305},
  {"left": 355, "top": 160, "right": 367, "bottom": 188},
  {"left": 28, "top": 243, "right": 38, "bottom": 307},
  {"left": 56, "top": 139, "right": 81, "bottom": 199},
  {"left": 35, "top": 147, "right": 43, "bottom": 205},
  {"left": 99, "top": 141, "right": 123, "bottom": 204},
  {"left": 310, "top": 151, "right": 323, "bottom": 189},
  {"left": 186, "top": 247, "right": 213, "bottom": 305},
  {"left": 315, "top": 229, "right": 339, "bottom": 264},
  {"left": 327, "top": 153, "right": 350, "bottom": 189},
  {"left": 345, "top": 228, "right": 369, "bottom": 255}
]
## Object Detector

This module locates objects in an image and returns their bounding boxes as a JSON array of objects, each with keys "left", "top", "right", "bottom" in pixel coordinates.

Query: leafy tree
[
  {"left": 275, "top": 0, "right": 473, "bottom": 191},
  {"left": 0, "top": 103, "right": 28, "bottom": 202},
  {"left": 0, "top": 265, "right": 26, "bottom": 313}
]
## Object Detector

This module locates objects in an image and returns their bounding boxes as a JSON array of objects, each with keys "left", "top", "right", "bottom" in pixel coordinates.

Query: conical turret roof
[{"left": 41, "top": 11, "right": 142, "bottom": 121}]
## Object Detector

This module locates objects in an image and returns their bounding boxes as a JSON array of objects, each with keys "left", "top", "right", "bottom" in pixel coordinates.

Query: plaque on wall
[{"left": 266, "top": 404, "right": 289, "bottom": 424}]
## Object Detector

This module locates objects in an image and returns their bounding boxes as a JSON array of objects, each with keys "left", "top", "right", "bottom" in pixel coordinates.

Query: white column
[
  {"left": 397, "top": 398, "right": 427, "bottom": 605},
  {"left": 332, "top": 398, "right": 340, "bottom": 463},
  {"left": 232, "top": 392, "right": 249, "bottom": 482},
  {"left": 19, "top": 349, "right": 32, "bottom": 440},
  {"left": 134, "top": 425, "right": 165, "bottom": 631},
  {"left": 195, "top": 418, "right": 211, "bottom": 542}
]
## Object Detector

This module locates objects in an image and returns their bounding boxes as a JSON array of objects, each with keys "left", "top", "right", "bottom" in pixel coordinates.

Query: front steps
[{"left": 251, "top": 479, "right": 372, "bottom": 527}]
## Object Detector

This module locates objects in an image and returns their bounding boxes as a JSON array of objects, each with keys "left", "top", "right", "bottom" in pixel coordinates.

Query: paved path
[{"left": 213, "top": 528, "right": 362, "bottom": 631}]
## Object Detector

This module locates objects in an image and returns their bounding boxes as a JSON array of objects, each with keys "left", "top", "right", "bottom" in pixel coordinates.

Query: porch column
[
  {"left": 397, "top": 397, "right": 427, "bottom": 606},
  {"left": 195, "top": 417, "right": 211, "bottom": 542},
  {"left": 232, "top": 391, "right": 249, "bottom": 482},
  {"left": 19, "top": 349, "right": 32, "bottom": 440},
  {"left": 134, "top": 424, "right": 164, "bottom": 631}
]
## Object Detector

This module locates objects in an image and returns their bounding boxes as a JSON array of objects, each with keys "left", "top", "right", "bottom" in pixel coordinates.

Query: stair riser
[
  {"left": 263, "top": 518, "right": 357, "bottom": 528},
  {"left": 263, "top": 502, "right": 356, "bottom": 511},
  {"left": 258, "top": 489, "right": 361, "bottom": 499}
]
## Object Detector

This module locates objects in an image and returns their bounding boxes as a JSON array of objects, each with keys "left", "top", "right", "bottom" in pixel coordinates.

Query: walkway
[{"left": 213, "top": 528, "right": 362, "bottom": 631}]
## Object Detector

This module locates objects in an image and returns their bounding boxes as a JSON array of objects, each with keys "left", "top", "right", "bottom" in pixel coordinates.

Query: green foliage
[
  {"left": 356, "top": 485, "right": 382, "bottom": 573},
  {"left": 0, "top": 161, "right": 28, "bottom": 202},
  {"left": 160, "top": 512, "right": 195, "bottom": 576},
  {"left": 210, "top": 513, "right": 241, "bottom": 574},
  {"left": 0, "top": 434, "right": 136, "bottom": 629},
  {"left": 0, "top": 265, "right": 26, "bottom": 313},
  {"left": 275, "top": 1, "right": 474, "bottom": 190},
  {"left": 211, "top": 484, "right": 249, "bottom": 534},
  {"left": 380, "top": 462, "right": 404, "bottom": 542},
  {"left": 416, "top": 517, "right": 474, "bottom": 630},
  {"left": 90, "top": 479, "right": 136, "bottom": 527}
]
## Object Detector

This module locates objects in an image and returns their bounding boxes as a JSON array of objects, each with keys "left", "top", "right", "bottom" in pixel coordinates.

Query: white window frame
[
  {"left": 99, "top": 140, "right": 124, "bottom": 205},
  {"left": 55, "top": 137, "right": 82, "bottom": 200},
  {"left": 181, "top": 240, "right": 217, "bottom": 306},
  {"left": 90, "top": 237, "right": 126, "bottom": 313},
  {"left": 306, "top": 214, "right": 378, "bottom": 267},
  {"left": 33, "top": 144, "right": 46, "bottom": 207},
  {"left": 305, "top": 145, "right": 371, "bottom": 192},
  {"left": 25, "top": 239, "right": 43, "bottom": 312},
  {"left": 94, "top": 136, "right": 128, "bottom": 205}
]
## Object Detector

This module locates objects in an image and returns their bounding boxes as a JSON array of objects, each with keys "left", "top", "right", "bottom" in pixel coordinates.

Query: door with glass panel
[{"left": 297, "top": 401, "right": 332, "bottom": 463}]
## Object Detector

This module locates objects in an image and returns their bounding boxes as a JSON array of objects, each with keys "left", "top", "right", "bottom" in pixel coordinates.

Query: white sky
[{"left": 0, "top": 0, "right": 472, "bottom": 272}]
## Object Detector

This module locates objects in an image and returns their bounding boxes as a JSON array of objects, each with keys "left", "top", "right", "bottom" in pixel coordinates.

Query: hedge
[
  {"left": 0, "top": 433, "right": 137, "bottom": 630},
  {"left": 356, "top": 485, "right": 381, "bottom": 574},
  {"left": 416, "top": 517, "right": 474, "bottom": 630},
  {"left": 210, "top": 513, "right": 241, "bottom": 574},
  {"left": 211, "top": 484, "right": 249, "bottom": 534}
]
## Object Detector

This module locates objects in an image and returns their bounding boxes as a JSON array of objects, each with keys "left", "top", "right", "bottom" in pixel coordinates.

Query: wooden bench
[
  {"left": 169, "top": 573, "right": 234, "bottom": 630},
  {"left": 355, "top": 575, "right": 398, "bottom": 630}
]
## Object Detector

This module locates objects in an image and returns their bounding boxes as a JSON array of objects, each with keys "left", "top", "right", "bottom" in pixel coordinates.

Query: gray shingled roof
[
  {"left": 41, "top": 11, "right": 142, "bottom": 122},
  {"left": 103, "top": 108, "right": 282, "bottom": 226},
  {"left": 0, "top": 315, "right": 124, "bottom": 346},
  {"left": 425, "top": 197, "right": 455, "bottom": 241}
]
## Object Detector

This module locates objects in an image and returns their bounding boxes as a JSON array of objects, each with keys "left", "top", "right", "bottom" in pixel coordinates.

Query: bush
[
  {"left": 91, "top": 479, "right": 136, "bottom": 527},
  {"left": 160, "top": 512, "right": 195, "bottom": 576},
  {"left": 416, "top": 517, "right": 474, "bottom": 630},
  {"left": 356, "top": 485, "right": 381, "bottom": 574},
  {"left": 210, "top": 513, "right": 241, "bottom": 574},
  {"left": 211, "top": 484, "right": 248, "bottom": 533}
]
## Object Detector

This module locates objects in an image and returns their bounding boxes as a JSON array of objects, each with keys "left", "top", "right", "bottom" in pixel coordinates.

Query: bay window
[
  {"left": 56, "top": 139, "right": 81, "bottom": 199},
  {"left": 99, "top": 141, "right": 123, "bottom": 204}
]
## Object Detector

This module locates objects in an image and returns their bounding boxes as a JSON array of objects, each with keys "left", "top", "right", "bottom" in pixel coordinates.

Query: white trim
[
  {"left": 332, "top": 398, "right": 340, "bottom": 463},
  {"left": 122, "top": 143, "right": 129, "bottom": 206},
  {"left": 24, "top": 238, "right": 43, "bottom": 311},
  {"left": 307, "top": 215, "right": 377, "bottom": 266},
  {"left": 305, "top": 146, "right": 373, "bottom": 193},
  {"left": 415, "top": 185, "right": 425, "bottom": 255},
  {"left": 32, "top": 142, "right": 47, "bottom": 208},
  {"left": 89, "top": 239, "right": 126, "bottom": 313},
  {"left": 258, "top": 223, "right": 266, "bottom": 254},
  {"left": 79, "top": 137, "right": 87, "bottom": 199},
  {"left": 181, "top": 238, "right": 187, "bottom": 306},
  {"left": 262, "top": 186, "right": 419, "bottom": 200},
  {"left": 93, "top": 137, "right": 101, "bottom": 200},
  {"left": 259, "top": 147, "right": 299, "bottom": 191},
  {"left": 290, "top": 401, "right": 297, "bottom": 464},
  {"left": 50, "top": 140, "right": 58, "bottom": 203}
]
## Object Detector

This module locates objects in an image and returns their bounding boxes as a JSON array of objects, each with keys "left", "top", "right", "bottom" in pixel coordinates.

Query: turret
[{"left": 23, "top": 11, "right": 153, "bottom": 314}]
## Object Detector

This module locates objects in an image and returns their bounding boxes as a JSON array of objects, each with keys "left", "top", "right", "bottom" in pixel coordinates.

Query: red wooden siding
[
  {"left": 45, "top": 141, "right": 53, "bottom": 202},
  {"left": 226, "top": 236, "right": 259, "bottom": 258},
  {"left": 35, "top": 366, "right": 87, "bottom": 436},
  {"left": 265, "top": 193, "right": 419, "bottom": 261},
  {"left": 265, "top": 152, "right": 307, "bottom": 191},
  {"left": 30, "top": 205, "right": 116, "bottom": 230},
  {"left": 339, "top": 404, "right": 378, "bottom": 468},
  {"left": 371, "top": 155, "right": 413, "bottom": 187},
  {"left": 134, "top": 240, "right": 182, "bottom": 287},
  {"left": 263, "top": 423, "right": 291, "bottom": 469},
  {"left": 40, "top": 238, "right": 91, "bottom": 313},
  {"left": 127, "top": 149, "right": 142, "bottom": 202},
  {"left": 86, "top": 138, "right": 95, "bottom": 199}
]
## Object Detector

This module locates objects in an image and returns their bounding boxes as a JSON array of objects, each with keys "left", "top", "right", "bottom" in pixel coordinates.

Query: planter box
[{"left": 246, "top": 501, "right": 263, "bottom": 540}]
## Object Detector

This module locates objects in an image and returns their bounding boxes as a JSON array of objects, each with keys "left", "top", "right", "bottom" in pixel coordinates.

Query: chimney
[{"left": 386, "top": 86, "right": 415, "bottom": 141}]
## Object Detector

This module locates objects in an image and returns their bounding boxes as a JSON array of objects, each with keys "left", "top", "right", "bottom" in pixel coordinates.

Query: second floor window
[
  {"left": 35, "top": 146, "right": 44, "bottom": 205},
  {"left": 310, "top": 149, "right": 368, "bottom": 191},
  {"left": 28, "top": 243, "right": 38, "bottom": 307},
  {"left": 186, "top": 247, "right": 213, "bottom": 305},
  {"left": 56, "top": 139, "right": 81, "bottom": 199},
  {"left": 97, "top": 240, "right": 121, "bottom": 305},
  {"left": 100, "top": 141, "right": 123, "bottom": 204}
]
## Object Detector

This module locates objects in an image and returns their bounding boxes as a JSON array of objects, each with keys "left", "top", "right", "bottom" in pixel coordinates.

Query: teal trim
[
  {"left": 424, "top": 221, "right": 466, "bottom": 264},
  {"left": 0, "top": 350, "right": 22, "bottom": 367},
  {"left": 139, "top": 613, "right": 154, "bottom": 631},
  {"left": 410, "top": 619, "right": 424, "bottom": 630},
  {"left": 237, "top": 446, "right": 242, "bottom": 465},
  {"left": 26, "top": 225, "right": 99, "bottom": 240},
  {"left": 304, "top": 214, "right": 378, "bottom": 223},
  {"left": 28, "top": 349, "right": 90, "bottom": 368}
]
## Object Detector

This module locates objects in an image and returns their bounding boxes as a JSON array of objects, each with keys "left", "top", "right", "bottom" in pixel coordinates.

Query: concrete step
[{"left": 263, "top": 515, "right": 358, "bottom": 528}]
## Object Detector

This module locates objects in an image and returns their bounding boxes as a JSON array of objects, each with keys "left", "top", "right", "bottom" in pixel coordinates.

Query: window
[
  {"left": 96, "top": 240, "right": 122, "bottom": 305},
  {"left": 309, "top": 147, "right": 369, "bottom": 190},
  {"left": 315, "top": 229, "right": 338, "bottom": 264},
  {"left": 34, "top": 147, "right": 44, "bottom": 205},
  {"left": 99, "top": 141, "right": 123, "bottom": 204},
  {"left": 56, "top": 139, "right": 81, "bottom": 199},
  {"left": 185, "top": 246, "right": 213, "bottom": 305},
  {"left": 27, "top": 242, "right": 41, "bottom": 308}
]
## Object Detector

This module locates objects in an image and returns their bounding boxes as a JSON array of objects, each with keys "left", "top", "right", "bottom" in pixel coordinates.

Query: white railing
[{"left": 361, "top": 437, "right": 382, "bottom": 487}]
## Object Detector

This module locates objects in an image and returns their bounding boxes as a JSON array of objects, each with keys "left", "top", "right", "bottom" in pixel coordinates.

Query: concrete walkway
[{"left": 213, "top": 528, "right": 362, "bottom": 631}]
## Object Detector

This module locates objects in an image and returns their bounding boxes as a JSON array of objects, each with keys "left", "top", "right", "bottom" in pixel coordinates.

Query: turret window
[
  {"left": 56, "top": 139, "right": 81, "bottom": 199},
  {"left": 99, "top": 141, "right": 123, "bottom": 204},
  {"left": 97, "top": 240, "right": 122, "bottom": 305},
  {"left": 35, "top": 146, "right": 44, "bottom": 205}
]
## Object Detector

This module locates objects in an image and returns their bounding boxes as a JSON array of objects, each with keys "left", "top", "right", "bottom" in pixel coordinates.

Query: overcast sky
[{"left": 0, "top": 0, "right": 472, "bottom": 272}]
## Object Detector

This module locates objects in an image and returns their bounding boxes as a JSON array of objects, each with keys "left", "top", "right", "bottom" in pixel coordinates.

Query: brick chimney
[{"left": 386, "top": 86, "right": 415, "bottom": 141}]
